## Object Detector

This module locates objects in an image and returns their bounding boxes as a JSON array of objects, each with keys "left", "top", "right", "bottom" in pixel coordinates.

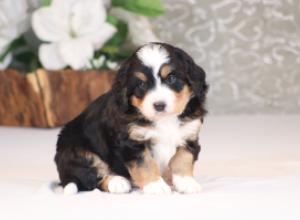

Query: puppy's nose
[{"left": 153, "top": 101, "right": 166, "bottom": 112}]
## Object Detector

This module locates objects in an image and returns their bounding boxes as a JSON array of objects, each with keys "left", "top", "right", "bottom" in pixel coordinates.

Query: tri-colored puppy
[{"left": 55, "top": 42, "right": 208, "bottom": 194}]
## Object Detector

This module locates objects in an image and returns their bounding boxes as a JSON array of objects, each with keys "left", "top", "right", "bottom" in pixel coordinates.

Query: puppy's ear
[
  {"left": 187, "top": 61, "right": 208, "bottom": 103},
  {"left": 175, "top": 48, "right": 208, "bottom": 102},
  {"left": 112, "top": 61, "right": 130, "bottom": 112}
]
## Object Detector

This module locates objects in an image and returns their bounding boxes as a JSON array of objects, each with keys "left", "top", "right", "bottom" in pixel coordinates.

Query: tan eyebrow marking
[
  {"left": 160, "top": 64, "right": 172, "bottom": 78},
  {"left": 134, "top": 72, "right": 147, "bottom": 82}
]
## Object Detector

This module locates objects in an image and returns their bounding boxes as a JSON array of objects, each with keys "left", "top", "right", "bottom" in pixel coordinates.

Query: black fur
[{"left": 55, "top": 43, "right": 208, "bottom": 191}]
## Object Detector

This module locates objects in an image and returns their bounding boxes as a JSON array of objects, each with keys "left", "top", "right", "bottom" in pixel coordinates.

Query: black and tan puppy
[{"left": 55, "top": 42, "right": 208, "bottom": 194}]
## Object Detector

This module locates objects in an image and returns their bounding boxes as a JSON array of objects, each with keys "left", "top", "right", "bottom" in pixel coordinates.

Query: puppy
[{"left": 55, "top": 42, "right": 208, "bottom": 194}]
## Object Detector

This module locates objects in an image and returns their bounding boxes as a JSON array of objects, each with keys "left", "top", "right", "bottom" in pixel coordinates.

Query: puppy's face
[
  {"left": 130, "top": 63, "right": 192, "bottom": 121},
  {"left": 114, "top": 43, "right": 207, "bottom": 121}
]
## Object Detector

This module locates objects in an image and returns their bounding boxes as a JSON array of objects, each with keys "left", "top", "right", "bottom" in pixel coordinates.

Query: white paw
[
  {"left": 143, "top": 178, "right": 172, "bottom": 194},
  {"left": 63, "top": 182, "right": 78, "bottom": 195},
  {"left": 173, "top": 175, "right": 202, "bottom": 194},
  {"left": 108, "top": 176, "right": 131, "bottom": 194}
]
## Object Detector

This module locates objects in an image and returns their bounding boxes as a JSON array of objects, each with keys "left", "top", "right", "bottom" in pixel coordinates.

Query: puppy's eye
[
  {"left": 165, "top": 74, "right": 177, "bottom": 85},
  {"left": 138, "top": 81, "right": 146, "bottom": 89}
]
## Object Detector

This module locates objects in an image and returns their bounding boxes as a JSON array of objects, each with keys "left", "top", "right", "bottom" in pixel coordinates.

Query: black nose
[{"left": 153, "top": 101, "right": 166, "bottom": 112}]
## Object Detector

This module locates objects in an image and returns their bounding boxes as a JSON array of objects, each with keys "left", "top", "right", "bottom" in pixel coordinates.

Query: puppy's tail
[{"left": 63, "top": 182, "right": 78, "bottom": 195}]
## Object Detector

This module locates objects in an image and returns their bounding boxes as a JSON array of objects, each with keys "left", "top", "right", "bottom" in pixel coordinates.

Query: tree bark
[{"left": 0, "top": 69, "right": 116, "bottom": 127}]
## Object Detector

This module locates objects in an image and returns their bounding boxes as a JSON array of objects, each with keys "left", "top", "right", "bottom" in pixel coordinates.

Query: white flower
[
  {"left": 0, "top": 53, "right": 12, "bottom": 70},
  {"left": 0, "top": 0, "right": 30, "bottom": 68},
  {"left": 111, "top": 8, "right": 159, "bottom": 46},
  {"left": 32, "top": 0, "right": 117, "bottom": 70},
  {"left": 88, "top": 55, "right": 106, "bottom": 69},
  {"left": 106, "top": 60, "right": 118, "bottom": 70}
]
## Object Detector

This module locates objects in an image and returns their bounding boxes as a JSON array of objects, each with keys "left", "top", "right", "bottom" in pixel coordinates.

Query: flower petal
[
  {"left": 0, "top": 0, "right": 29, "bottom": 40},
  {"left": 39, "top": 43, "right": 67, "bottom": 70},
  {"left": 70, "top": 0, "right": 107, "bottom": 36},
  {"left": 32, "top": 7, "right": 69, "bottom": 42},
  {"left": 0, "top": 26, "right": 19, "bottom": 43},
  {"left": 59, "top": 39, "right": 93, "bottom": 70},
  {"left": 0, "top": 0, "right": 28, "bottom": 25},
  {"left": 0, "top": 37, "right": 11, "bottom": 51},
  {"left": 0, "top": 53, "right": 12, "bottom": 70},
  {"left": 83, "top": 22, "right": 117, "bottom": 50},
  {"left": 106, "top": 60, "right": 118, "bottom": 70}
]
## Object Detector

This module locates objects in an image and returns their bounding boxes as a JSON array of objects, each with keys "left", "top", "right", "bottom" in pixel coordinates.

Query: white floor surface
[{"left": 0, "top": 116, "right": 300, "bottom": 220}]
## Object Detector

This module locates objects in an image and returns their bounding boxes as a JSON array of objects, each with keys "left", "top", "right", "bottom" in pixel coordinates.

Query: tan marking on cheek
[
  {"left": 168, "top": 147, "right": 194, "bottom": 178},
  {"left": 131, "top": 95, "right": 143, "bottom": 109},
  {"left": 131, "top": 94, "right": 151, "bottom": 119},
  {"left": 127, "top": 149, "right": 160, "bottom": 188},
  {"left": 173, "top": 85, "right": 192, "bottom": 114},
  {"left": 134, "top": 72, "right": 147, "bottom": 82},
  {"left": 160, "top": 64, "right": 172, "bottom": 78}
]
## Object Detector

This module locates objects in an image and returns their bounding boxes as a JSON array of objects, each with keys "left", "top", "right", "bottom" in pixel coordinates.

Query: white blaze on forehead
[
  {"left": 137, "top": 44, "right": 174, "bottom": 119},
  {"left": 137, "top": 44, "right": 169, "bottom": 77}
]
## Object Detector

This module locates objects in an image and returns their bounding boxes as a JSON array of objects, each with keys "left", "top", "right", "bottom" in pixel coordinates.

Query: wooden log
[
  {"left": 36, "top": 69, "right": 116, "bottom": 127},
  {"left": 0, "top": 69, "right": 116, "bottom": 127},
  {"left": 0, "top": 69, "right": 47, "bottom": 127}
]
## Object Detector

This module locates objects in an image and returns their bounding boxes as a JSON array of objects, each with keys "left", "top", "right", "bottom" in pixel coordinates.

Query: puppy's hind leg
[
  {"left": 83, "top": 152, "right": 131, "bottom": 194},
  {"left": 56, "top": 149, "right": 131, "bottom": 194},
  {"left": 76, "top": 151, "right": 131, "bottom": 194},
  {"left": 55, "top": 149, "right": 104, "bottom": 193}
]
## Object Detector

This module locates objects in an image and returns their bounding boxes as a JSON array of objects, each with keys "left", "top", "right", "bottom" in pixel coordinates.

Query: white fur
[
  {"left": 143, "top": 177, "right": 172, "bottom": 194},
  {"left": 129, "top": 117, "right": 201, "bottom": 171},
  {"left": 108, "top": 176, "right": 131, "bottom": 194},
  {"left": 137, "top": 43, "right": 169, "bottom": 76},
  {"left": 172, "top": 175, "right": 202, "bottom": 194},
  {"left": 152, "top": 117, "right": 201, "bottom": 171},
  {"left": 137, "top": 44, "right": 180, "bottom": 120},
  {"left": 141, "top": 85, "right": 177, "bottom": 120},
  {"left": 63, "top": 182, "right": 78, "bottom": 195}
]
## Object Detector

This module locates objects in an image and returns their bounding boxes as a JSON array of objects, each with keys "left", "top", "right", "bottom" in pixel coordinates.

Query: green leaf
[
  {"left": 42, "top": 0, "right": 52, "bottom": 6},
  {"left": 106, "top": 15, "right": 119, "bottom": 27},
  {"left": 101, "top": 45, "right": 120, "bottom": 54},
  {"left": 106, "top": 15, "right": 128, "bottom": 47},
  {"left": 0, "top": 37, "right": 26, "bottom": 62},
  {"left": 9, "top": 49, "right": 41, "bottom": 73},
  {"left": 112, "top": 0, "right": 164, "bottom": 17}
]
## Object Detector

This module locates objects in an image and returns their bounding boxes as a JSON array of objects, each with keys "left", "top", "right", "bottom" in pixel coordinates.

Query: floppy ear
[
  {"left": 187, "top": 61, "right": 208, "bottom": 103},
  {"left": 174, "top": 48, "right": 208, "bottom": 102},
  {"left": 112, "top": 61, "right": 130, "bottom": 112}
]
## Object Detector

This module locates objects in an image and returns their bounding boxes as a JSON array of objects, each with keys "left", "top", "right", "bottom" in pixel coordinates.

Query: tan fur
[
  {"left": 173, "top": 85, "right": 193, "bottom": 115},
  {"left": 162, "top": 168, "right": 172, "bottom": 185},
  {"left": 99, "top": 175, "right": 113, "bottom": 192},
  {"left": 79, "top": 151, "right": 112, "bottom": 191},
  {"left": 134, "top": 72, "right": 147, "bottom": 82},
  {"left": 160, "top": 64, "right": 172, "bottom": 78},
  {"left": 168, "top": 147, "right": 194, "bottom": 177},
  {"left": 80, "top": 151, "right": 111, "bottom": 178},
  {"left": 131, "top": 96, "right": 143, "bottom": 109},
  {"left": 126, "top": 149, "right": 160, "bottom": 188}
]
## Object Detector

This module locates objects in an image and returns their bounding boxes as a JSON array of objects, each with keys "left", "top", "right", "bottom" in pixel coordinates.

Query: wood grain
[{"left": 0, "top": 69, "right": 116, "bottom": 127}]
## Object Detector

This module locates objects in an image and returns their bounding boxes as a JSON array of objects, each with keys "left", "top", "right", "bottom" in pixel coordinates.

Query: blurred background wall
[{"left": 153, "top": 0, "right": 300, "bottom": 114}]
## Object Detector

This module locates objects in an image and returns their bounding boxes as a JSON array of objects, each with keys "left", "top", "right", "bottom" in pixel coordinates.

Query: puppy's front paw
[
  {"left": 143, "top": 178, "right": 172, "bottom": 194},
  {"left": 108, "top": 176, "right": 131, "bottom": 194},
  {"left": 173, "top": 175, "right": 202, "bottom": 194}
]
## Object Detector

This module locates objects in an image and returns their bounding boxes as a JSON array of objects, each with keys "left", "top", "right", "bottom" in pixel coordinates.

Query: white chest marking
[{"left": 129, "top": 117, "right": 201, "bottom": 171}]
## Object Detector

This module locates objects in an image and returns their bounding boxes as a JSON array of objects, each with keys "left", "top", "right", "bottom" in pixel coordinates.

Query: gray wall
[{"left": 153, "top": 0, "right": 300, "bottom": 114}]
